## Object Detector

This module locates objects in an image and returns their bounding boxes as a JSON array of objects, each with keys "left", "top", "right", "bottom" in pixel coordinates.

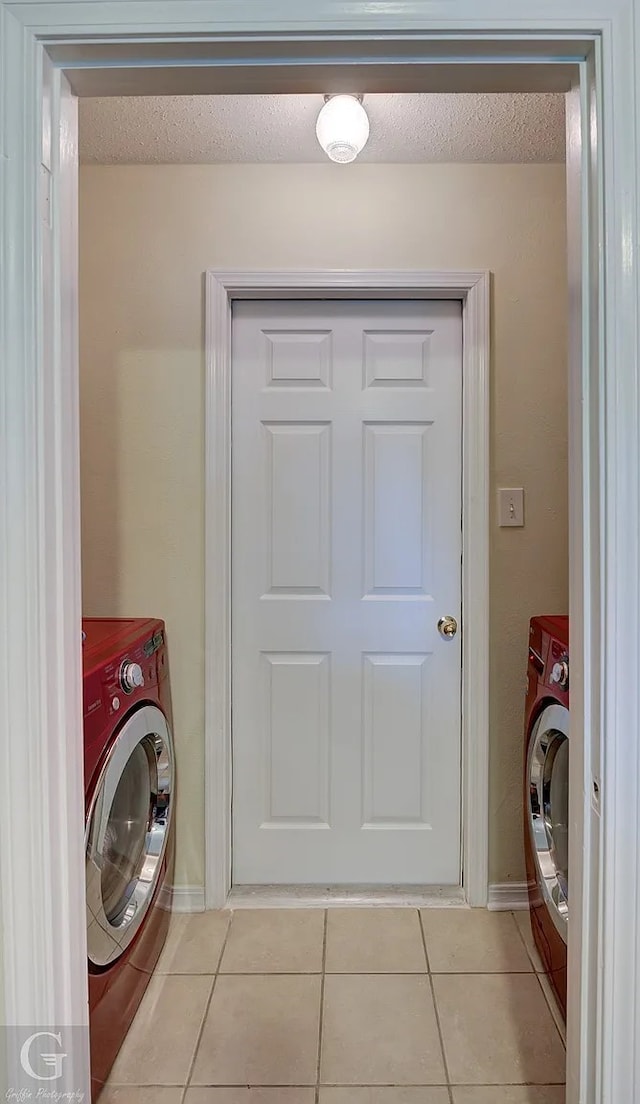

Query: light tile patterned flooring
[{"left": 99, "top": 908, "right": 565, "bottom": 1104}]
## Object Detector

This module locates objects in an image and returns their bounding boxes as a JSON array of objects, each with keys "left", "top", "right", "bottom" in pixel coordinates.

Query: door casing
[
  {"left": 1, "top": 6, "right": 634, "bottom": 1101},
  {"left": 204, "top": 269, "right": 489, "bottom": 907}
]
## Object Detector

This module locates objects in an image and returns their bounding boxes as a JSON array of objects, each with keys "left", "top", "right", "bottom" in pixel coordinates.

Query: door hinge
[{"left": 40, "top": 164, "right": 51, "bottom": 229}]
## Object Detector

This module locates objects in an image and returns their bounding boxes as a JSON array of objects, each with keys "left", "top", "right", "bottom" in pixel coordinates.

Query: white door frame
[
  {"left": 204, "top": 268, "right": 490, "bottom": 909},
  {"left": 2, "top": 6, "right": 638, "bottom": 1101}
]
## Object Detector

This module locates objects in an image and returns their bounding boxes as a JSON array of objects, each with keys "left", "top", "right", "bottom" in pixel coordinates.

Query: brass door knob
[{"left": 438, "top": 615, "right": 458, "bottom": 639}]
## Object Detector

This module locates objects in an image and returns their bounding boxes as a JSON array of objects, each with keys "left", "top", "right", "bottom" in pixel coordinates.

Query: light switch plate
[{"left": 498, "top": 487, "right": 524, "bottom": 527}]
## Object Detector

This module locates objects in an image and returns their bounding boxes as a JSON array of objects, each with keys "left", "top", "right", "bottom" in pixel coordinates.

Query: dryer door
[
  {"left": 527, "top": 702, "right": 569, "bottom": 943},
  {"left": 86, "top": 704, "right": 174, "bottom": 967}
]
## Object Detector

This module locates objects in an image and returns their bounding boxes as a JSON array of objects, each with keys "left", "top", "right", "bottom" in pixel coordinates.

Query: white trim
[
  {"left": 565, "top": 57, "right": 602, "bottom": 1102},
  {"left": 227, "top": 884, "right": 467, "bottom": 909},
  {"left": 487, "top": 883, "right": 530, "bottom": 911},
  {"left": 0, "top": 24, "right": 89, "bottom": 1091},
  {"left": 5, "top": 11, "right": 637, "bottom": 1103},
  {"left": 159, "top": 884, "right": 206, "bottom": 914},
  {"left": 459, "top": 269, "right": 490, "bottom": 908},
  {"left": 598, "top": 12, "right": 640, "bottom": 1099},
  {"left": 204, "top": 268, "right": 490, "bottom": 909},
  {"left": 203, "top": 260, "right": 233, "bottom": 910}
]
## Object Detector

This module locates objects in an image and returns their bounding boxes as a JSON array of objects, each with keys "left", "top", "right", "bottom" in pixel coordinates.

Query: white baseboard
[
  {"left": 487, "top": 882, "right": 530, "bottom": 911},
  {"left": 161, "top": 881, "right": 524, "bottom": 912},
  {"left": 159, "top": 884, "right": 205, "bottom": 913}
]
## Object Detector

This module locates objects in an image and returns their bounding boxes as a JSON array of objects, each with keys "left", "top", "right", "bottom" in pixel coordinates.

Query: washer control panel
[
  {"left": 82, "top": 621, "right": 167, "bottom": 761},
  {"left": 99, "top": 637, "right": 161, "bottom": 717}
]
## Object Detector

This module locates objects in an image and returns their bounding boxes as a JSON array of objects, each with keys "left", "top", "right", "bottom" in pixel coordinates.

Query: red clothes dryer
[
  {"left": 83, "top": 618, "right": 175, "bottom": 1099},
  {"left": 523, "top": 615, "right": 569, "bottom": 1019}
]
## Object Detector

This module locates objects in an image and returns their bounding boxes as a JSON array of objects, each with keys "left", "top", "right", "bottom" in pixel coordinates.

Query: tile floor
[{"left": 100, "top": 907, "right": 566, "bottom": 1104}]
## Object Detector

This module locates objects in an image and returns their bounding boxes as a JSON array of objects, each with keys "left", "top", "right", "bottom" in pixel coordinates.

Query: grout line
[
  {"left": 428, "top": 968, "right": 535, "bottom": 975},
  {"left": 160, "top": 967, "right": 541, "bottom": 977},
  {"left": 447, "top": 1083, "right": 566, "bottom": 1088},
  {"left": 182, "top": 910, "right": 234, "bottom": 1095},
  {"left": 511, "top": 908, "right": 541, "bottom": 972},
  {"left": 512, "top": 911, "right": 567, "bottom": 1050},
  {"left": 216, "top": 970, "right": 324, "bottom": 976},
  {"left": 156, "top": 966, "right": 555, "bottom": 977},
  {"left": 105, "top": 1082, "right": 566, "bottom": 1090},
  {"left": 418, "top": 906, "right": 431, "bottom": 974},
  {"left": 534, "top": 970, "right": 567, "bottom": 1049},
  {"left": 418, "top": 910, "right": 454, "bottom": 1104},
  {"left": 429, "top": 971, "right": 454, "bottom": 1104},
  {"left": 315, "top": 909, "right": 328, "bottom": 1104}
]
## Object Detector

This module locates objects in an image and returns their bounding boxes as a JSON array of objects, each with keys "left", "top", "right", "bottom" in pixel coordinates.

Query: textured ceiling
[{"left": 79, "top": 93, "right": 565, "bottom": 165}]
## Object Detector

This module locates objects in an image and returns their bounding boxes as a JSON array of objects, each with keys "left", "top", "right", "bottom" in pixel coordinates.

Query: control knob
[
  {"left": 120, "top": 661, "right": 145, "bottom": 693},
  {"left": 550, "top": 659, "right": 569, "bottom": 691}
]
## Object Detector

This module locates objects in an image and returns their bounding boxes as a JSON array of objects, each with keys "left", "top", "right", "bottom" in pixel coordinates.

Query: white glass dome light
[{"left": 316, "top": 94, "right": 370, "bottom": 164}]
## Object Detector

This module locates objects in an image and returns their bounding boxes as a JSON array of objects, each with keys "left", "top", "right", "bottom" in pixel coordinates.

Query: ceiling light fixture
[{"left": 316, "top": 94, "right": 370, "bottom": 164}]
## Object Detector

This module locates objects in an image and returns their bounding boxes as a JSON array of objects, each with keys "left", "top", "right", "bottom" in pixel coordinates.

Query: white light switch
[{"left": 498, "top": 487, "right": 524, "bottom": 527}]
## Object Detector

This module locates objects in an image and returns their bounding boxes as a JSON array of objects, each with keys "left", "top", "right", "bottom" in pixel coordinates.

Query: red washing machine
[
  {"left": 82, "top": 618, "right": 175, "bottom": 1099},
  {"left": 523, "top": 615, "right": 569, "bottom": 1019}
]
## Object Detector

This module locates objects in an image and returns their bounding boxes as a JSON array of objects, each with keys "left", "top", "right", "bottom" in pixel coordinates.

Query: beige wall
[{"left": 79, "top": 162, "right": 568, "bottom": 889}]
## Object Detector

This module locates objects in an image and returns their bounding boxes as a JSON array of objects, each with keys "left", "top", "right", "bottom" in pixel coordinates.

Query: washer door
[
  {"left": 527, "top": 702, "right": 569, "bottom": 943},
  {"left": 86, "top": 704, "right": 173, "bottom": 967}
]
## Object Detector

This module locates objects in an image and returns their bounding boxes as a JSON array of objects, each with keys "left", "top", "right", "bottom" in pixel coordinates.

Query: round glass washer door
[
  {"left": 86, "top": 703, "right": 173, "bottom": 967},
  {"left": 527, "top": 701, "right": 569, "bottom": 944}
]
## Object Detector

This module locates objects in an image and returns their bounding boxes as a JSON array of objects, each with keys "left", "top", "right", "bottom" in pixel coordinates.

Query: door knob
[{"left": 438, "top": 615, "right": 458, "bottom": 639}]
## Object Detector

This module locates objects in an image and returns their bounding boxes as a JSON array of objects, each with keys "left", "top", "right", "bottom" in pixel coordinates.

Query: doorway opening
[
  {"left": 4, "top": 21, "right": 614, "bottom": 1102},
  {"left": 75, "top": 81, "right": 576, "bottom": 1095}
]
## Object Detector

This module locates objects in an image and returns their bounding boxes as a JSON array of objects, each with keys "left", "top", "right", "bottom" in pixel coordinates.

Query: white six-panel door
[{"left": 231, "top": 299, "right": 463, "bottom": 885}]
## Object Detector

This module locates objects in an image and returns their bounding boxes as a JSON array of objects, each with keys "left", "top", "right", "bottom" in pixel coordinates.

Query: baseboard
[
  {"left": 161, "top": 881, "right": 524, "bottom": 912},
  {"left": 487, "top": 882, "right": 529, "bottom": 911},
  {"left": 159, "top": 883, "right": 205, "bottom": 913},
  {"left": 162, "top": 882, "right": 523, "bottom": 912}
]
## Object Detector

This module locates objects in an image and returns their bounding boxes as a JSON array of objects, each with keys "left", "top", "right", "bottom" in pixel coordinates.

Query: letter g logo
[{"left": 20, "top": 1031, "right": 67, "bottom": 1081}]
